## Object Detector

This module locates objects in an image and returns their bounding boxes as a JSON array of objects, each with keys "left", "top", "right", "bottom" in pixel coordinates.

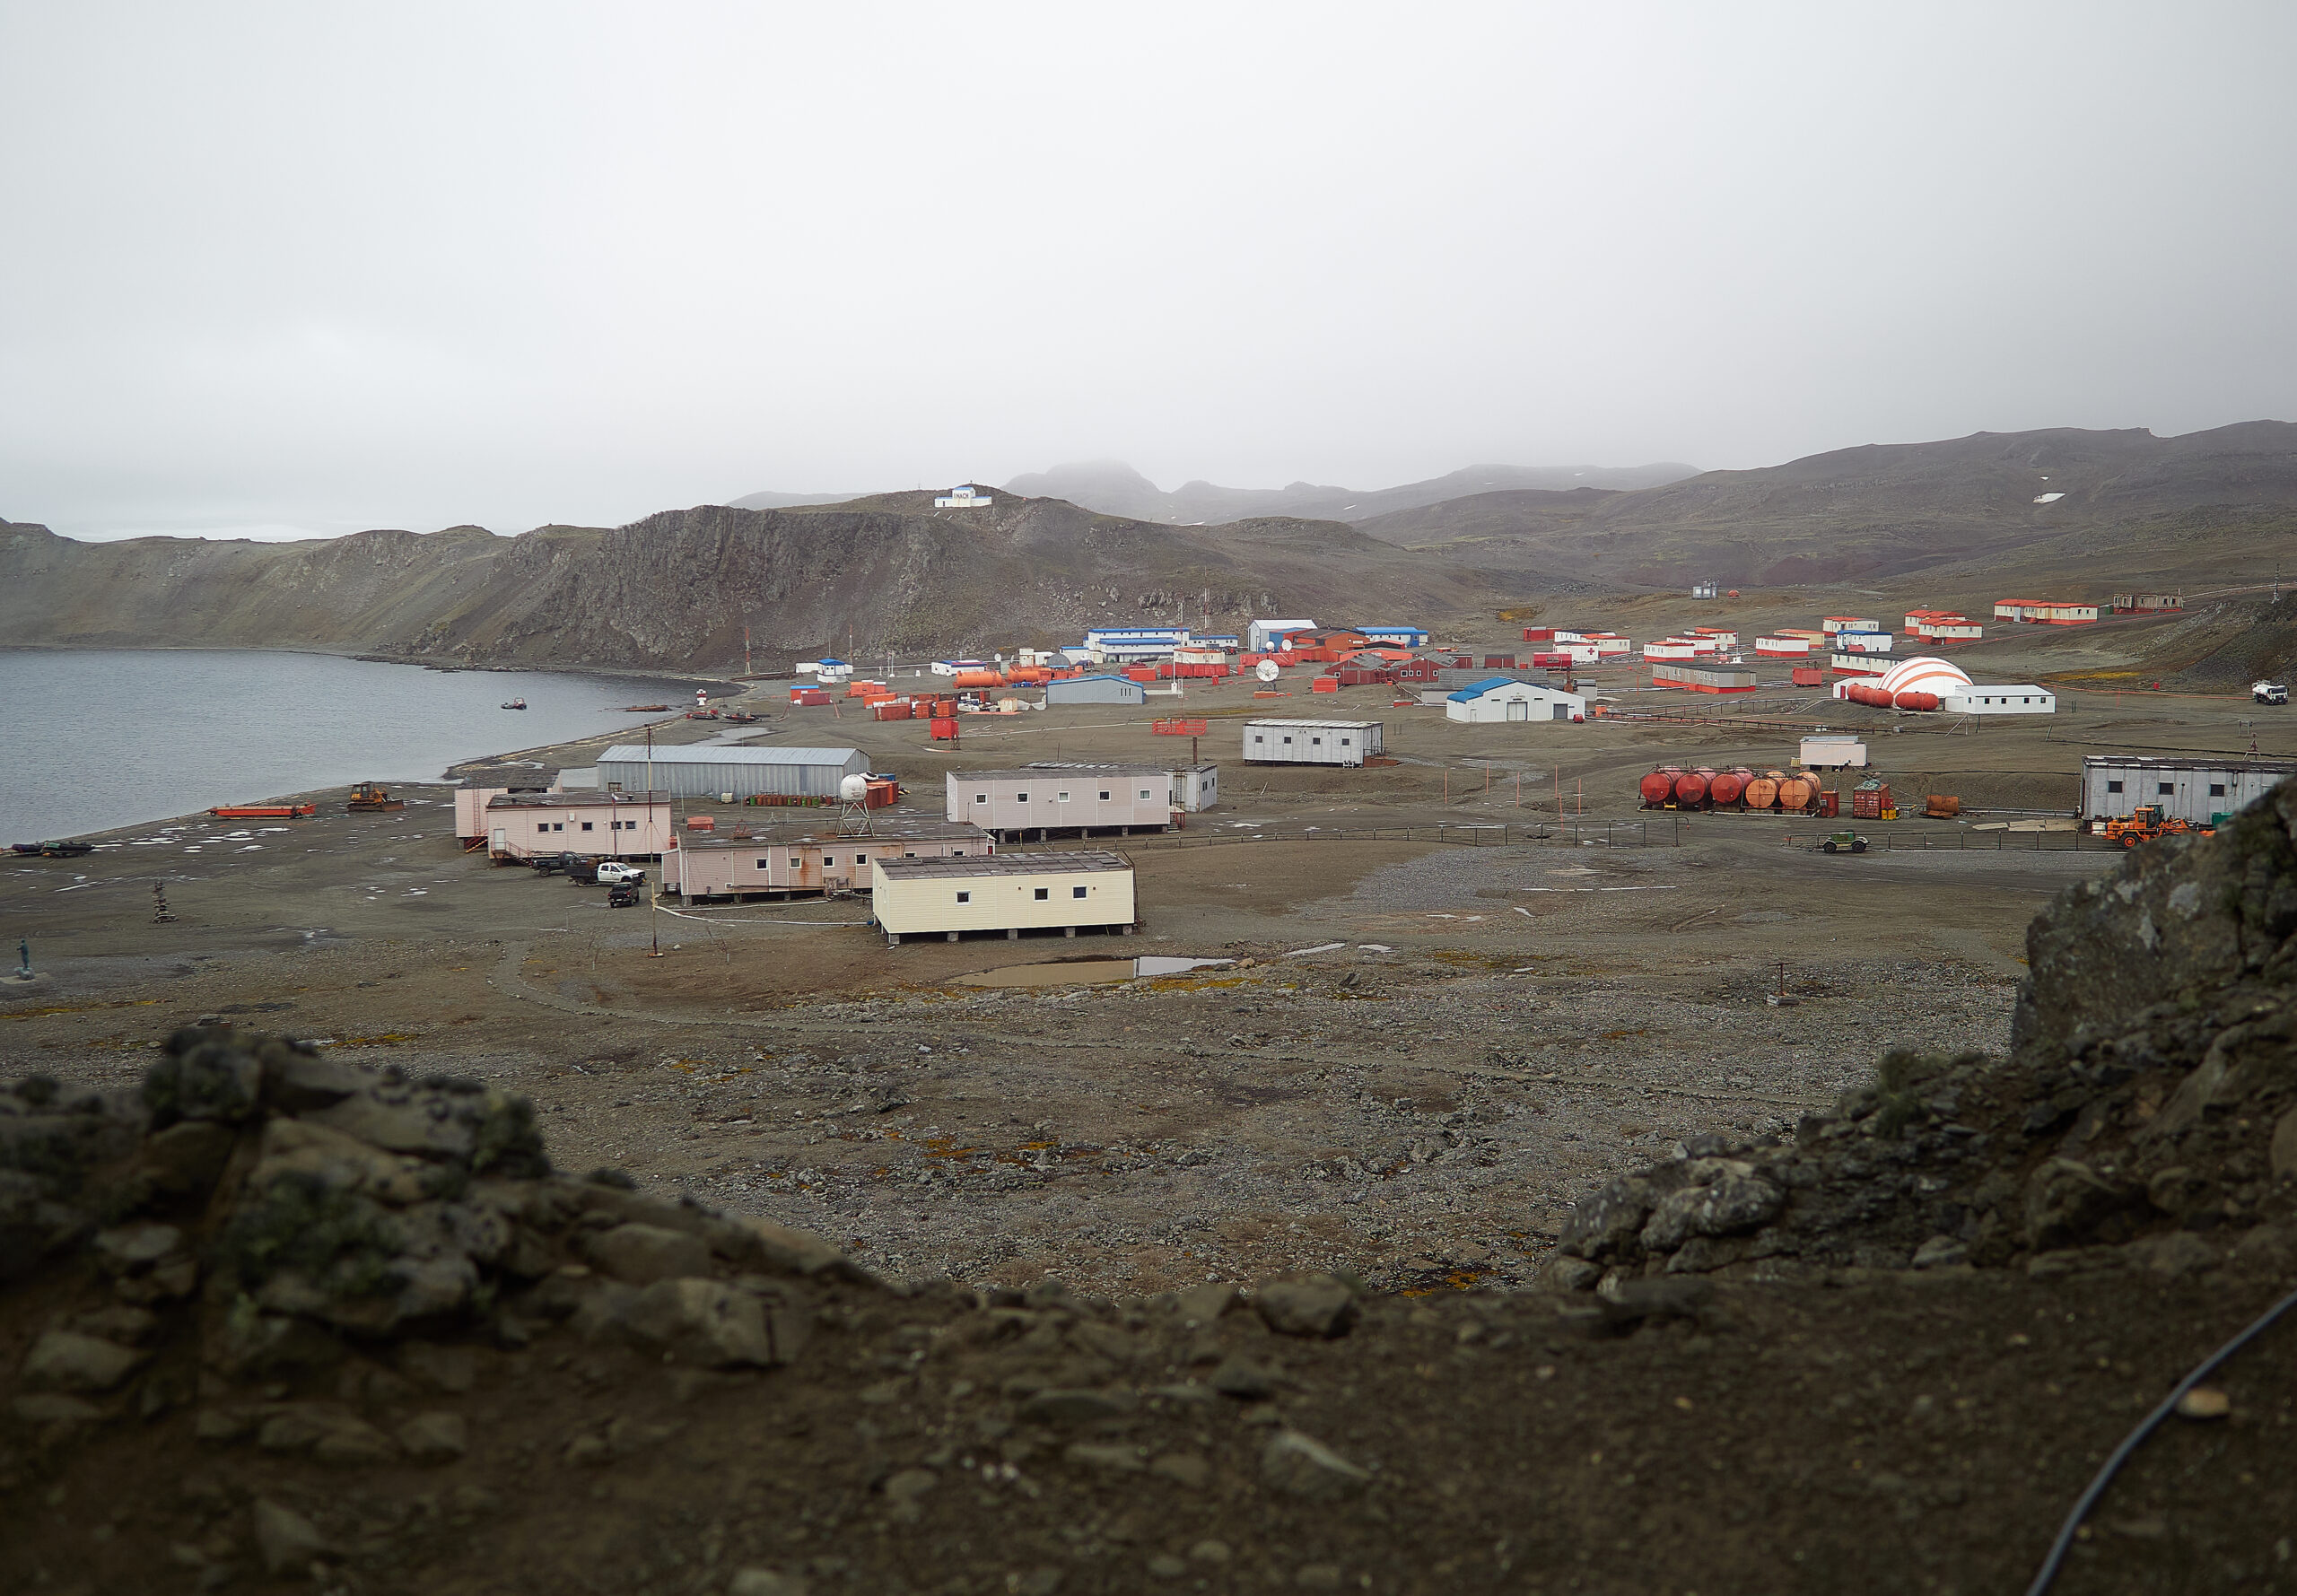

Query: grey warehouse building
[
  {"left": 2080, "top": 755, "right": 2295, "bottom": 824},
  {"left": 593, "top": 744, "right": 868, "bottom": 800},
  {"left": 1044, "top": 674, "right": 1147, "bottom": 707}
]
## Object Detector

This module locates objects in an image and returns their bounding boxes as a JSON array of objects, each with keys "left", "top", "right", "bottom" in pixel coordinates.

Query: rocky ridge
[{"left": 1555, "top": 780, "right": 2297, "bottom": 1286}]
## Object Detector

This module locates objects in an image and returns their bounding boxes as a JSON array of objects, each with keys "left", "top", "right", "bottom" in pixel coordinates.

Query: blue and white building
[
  {"left": 1085, "top": 626, "right": 1191, "bottom": 664},
  {"left": 1444, "top": 677, "right": 1586, "bottom": 724},
  {"left": 1360, "top": 625, "right": 1429, "bottom": 647}
]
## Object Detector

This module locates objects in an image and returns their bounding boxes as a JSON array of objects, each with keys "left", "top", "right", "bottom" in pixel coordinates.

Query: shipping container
[
  {"left": 927, "top": 717, "right": 959, "bottom": 738},
  {"left": 1850, "top": 780, "right": 1891, "bottom": 820},
  {"left": 1522, "top": 627, "right": 1553, "bottom": 642},
  {"left": 1310, "top": 676, "right": 1340, "bottom": 693},
  {"left": 873, "top": 701, "right": 912, "bottom": 721},
  {"left": 1790, "top": 667, "right": 1824, "bottom": 687}
]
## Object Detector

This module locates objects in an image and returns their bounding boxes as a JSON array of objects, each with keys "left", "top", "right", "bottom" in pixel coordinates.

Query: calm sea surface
[{"left": 0, "top": 650, "right": 673, "bottom": 841}]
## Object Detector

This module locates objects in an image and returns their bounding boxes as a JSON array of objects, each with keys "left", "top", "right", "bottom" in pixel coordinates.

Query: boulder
[
  {"left": 1253, "top": 1273, "right": 1358, "bottom": 1338},
  {"left": 1558, "top": 1176, "right": 1655, "bottom": 1261},
  {"left": 397, "top": 1411, "right": 468, "bottom": 1461},
  {"left": 22, "top": 1330, "right": 148, "bottom": 1392},
  {"left": 2024, "top": 1158, "right": 2129, "bottom": 1251},
  {"left": 586, "top": 1222, "right": 712, "bottom": 1285},
  {"left": 614, "top": 1278, "right": 778, "bottom": 1368},
  {"left": 1638, "top": 1160, "right": 1785, "bottom": 1252},
  {"left": 252, "top": 1499, "right": 335, "bottom": 1575},
  {"left": 1260, "top": 1430, "right": 1371, "bottom": 1500},
  {"left": 135, "top": 1120, "right": 239, "bottom": 1196}
]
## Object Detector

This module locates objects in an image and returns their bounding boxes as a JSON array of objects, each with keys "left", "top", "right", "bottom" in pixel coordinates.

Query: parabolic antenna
[
  {"left": 1254, "top": 658, "right": 1280, "bottom": 683},
  {"left": 838, "top": 773, "right": 871, "bottom": 803}
]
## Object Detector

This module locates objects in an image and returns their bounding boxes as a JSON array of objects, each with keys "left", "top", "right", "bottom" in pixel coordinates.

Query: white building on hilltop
[{"left": 935, "top": 484, "right": 994, "bottom": 509}]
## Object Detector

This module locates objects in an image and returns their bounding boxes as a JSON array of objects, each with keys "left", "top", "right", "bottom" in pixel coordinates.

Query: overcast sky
[{"left": 4, "top": 4, "right": 2293, "bottom": 541}]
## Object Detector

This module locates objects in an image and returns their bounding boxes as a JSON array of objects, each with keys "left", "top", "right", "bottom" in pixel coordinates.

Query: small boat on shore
[
  {"left": 13, "top": 841, "right": 96, "bottom": 858},
  {"left": 722, "top": 710, "right": 758, "bottom": 723},
  {"left": 502, "top": 698, "right": 528, "bottom": 710},
  {"left": 620, "top": 704, "right": 672, "bottom": 712},
  {"left": 210, "top": 804, "right": 317, "bottom": 819}
]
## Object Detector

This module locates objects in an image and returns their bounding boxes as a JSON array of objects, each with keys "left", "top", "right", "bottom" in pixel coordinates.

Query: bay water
[{"left": 0, "top": 649, "right": 677, "bottom": 841}]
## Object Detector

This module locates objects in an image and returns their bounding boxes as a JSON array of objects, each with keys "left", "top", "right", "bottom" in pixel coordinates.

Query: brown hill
[
  {"left": 1361, "top": 422, "right": 2297, "bottom": 590},
  {"left": 0, "top": 497, "right": 1504, "bottom": 673}
]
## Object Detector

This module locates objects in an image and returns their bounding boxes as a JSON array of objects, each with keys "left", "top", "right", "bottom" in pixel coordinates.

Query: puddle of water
[{"left": 956, "top": 955, "right": 1234, "bottom": 989}]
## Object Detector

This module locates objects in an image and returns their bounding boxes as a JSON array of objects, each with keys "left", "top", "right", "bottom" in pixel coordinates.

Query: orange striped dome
[{"left": 1877, "top": 656, "right": 1971, "bottom": 695}]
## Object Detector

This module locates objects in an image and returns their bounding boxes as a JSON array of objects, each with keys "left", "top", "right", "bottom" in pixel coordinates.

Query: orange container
[
  {"left": 686, "top": 815, "right": 715, "bottom": 831},
  {"left": 928, "top": 717, "right": 959, "bottom": 737},
  {"left": 1310, "top": 676, "right": 1339, "bottom": 693},
  {"left": 953, "top": 670, "right": 1003, "bottom": 690},
  {"left": 873, "top": 701, "right": 911, "bottom": 720}
]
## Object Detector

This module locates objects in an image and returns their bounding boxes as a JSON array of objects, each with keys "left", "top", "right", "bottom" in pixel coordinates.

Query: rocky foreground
[{"left": 4, "top": 790, "right": 2296, "bottom": 1594}]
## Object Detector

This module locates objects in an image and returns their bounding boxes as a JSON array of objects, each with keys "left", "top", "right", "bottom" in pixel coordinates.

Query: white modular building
[
  {"left": 1939, "top": 684, "right": 2057, "bottom": 715},
  {"left": 2081, "top": 756, "right": 2295, "bottom": 824},
  {"left": 1443, "top": 677, "right": 1586, "bottom": 723},
  {"left": 1242, "top": 719, "right": 1384, "bottom": 765},
  {"left": 933, "top": 484, "right": 994, "bottom": 509},
  {"left": 944, "top": 763, "right": 1211, "bottom": 838},
  {"left": 873, "top": 850, "right": 1136, "bottom": 944}
]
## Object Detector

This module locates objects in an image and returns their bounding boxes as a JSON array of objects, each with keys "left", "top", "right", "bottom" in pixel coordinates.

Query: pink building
[
  {"left": 456, "top": 788, "right": 673, "bottom": 859},
  {"left": 665, "top": 821, "right": 992, "bottom": 903}
]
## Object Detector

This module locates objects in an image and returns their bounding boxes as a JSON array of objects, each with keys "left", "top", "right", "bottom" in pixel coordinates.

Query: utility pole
[{"left": 646, "top": 724, "right": 662, "bottom": 958}]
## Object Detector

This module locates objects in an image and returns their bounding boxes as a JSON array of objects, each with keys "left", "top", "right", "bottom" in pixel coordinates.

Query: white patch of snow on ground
[{"left": 2032, "top": 492, "right": 2065, "bottom": 503}]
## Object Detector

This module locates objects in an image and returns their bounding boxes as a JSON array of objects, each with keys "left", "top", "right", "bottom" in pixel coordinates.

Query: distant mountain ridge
[
  {"left": 722, "top": 460, "right": 1699, "bottom": 524},
  {"left": 1355, "top": 422, "right": 2297, "bottom": 589}
]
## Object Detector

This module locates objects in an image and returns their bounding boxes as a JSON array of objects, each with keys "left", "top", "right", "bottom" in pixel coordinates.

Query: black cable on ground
[{"left": 2025, "top": 1278, "right": 2297, "bottom": 1596}]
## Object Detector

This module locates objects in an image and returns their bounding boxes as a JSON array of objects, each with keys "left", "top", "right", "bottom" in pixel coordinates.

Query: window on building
[
  {"left": 974, "top": 793, "right": 988, "bottom": 805},
  {"left": 607, "top": 781, "right": 624, "bottom": 792},
  {"left": 1099, "top": 789, "right": 1111, "bottom": 800},
  {"left": 2106, "top": 781, "right": 2124, "bottom": 794},
  {"left": 1058, "top": 791, "right": 1070, "bottom": 803},
  {"left": 789, "top": 856, "right": 801, "bottom": 868},
  {"left": 1312, "top": 737, "right": 1323, "bottom": 746},
  {"left": 2158, "top": 783, "right": 2174, "bottom": 796},
  {"left": 1072, "top": 885, "right": 1087, "bottom": 898},
  {"left": 755, "top": 858, "right": 771, "bottom": 869},
  {"left": 1138, "top": 789, "right": 1152, "bottom": 800},
  {"left": 581, "top": 821, "right": 593, "bottom": 831},
  {"left": 2210, "top": 783, "right": 2226, "bottom": 798},
  {"left": 1253, "top": 735, "right": 1264, "bottom": 745},
  {"left": 1341, "top": 737, "right": 1352, "bottom": 746},
  {"left": 956, "top": 891, "right": 970, "bottom": 903},
  {"left": 1016, "top": 791, "right": 1029, "bottom": 803},
  {"left": 1033, "top": 887, "right": 1050, "bottom": 901},
  {"left": 854, "top": 854, "right": 867, "bottom": 865}
]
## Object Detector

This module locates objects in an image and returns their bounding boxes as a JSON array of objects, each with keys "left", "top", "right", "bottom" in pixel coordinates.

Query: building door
[
  {"left": 491, "top": 827, "right": 507, "bottom": 855},
  {"left": 1507, "top": 699, "right": 1529, "bottom": 721}
]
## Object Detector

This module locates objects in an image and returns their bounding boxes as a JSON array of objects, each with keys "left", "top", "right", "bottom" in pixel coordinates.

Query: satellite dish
[
  {"left": 838, "top": 773, "right": 871, "bottom": 803},
  {"left": 1254, "top": 659, "right": 1280, "bottom": 683}
]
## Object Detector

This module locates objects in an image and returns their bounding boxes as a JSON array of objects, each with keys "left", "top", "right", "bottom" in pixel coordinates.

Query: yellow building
[{"left": 871, "top": 850, "right": 1135, "bottom": 945}]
